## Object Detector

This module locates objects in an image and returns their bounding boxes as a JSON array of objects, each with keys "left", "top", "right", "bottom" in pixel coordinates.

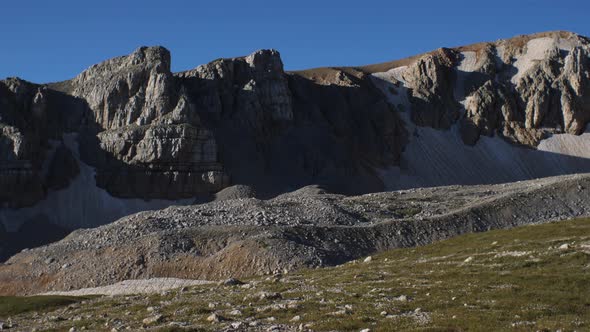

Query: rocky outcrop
[
  {"left": 402, "top": 48, "right": 460, "bottom": 128},
  {"left": 380, "top": 31, "right": 590, "bottom": 147},
  {"left": 57, "top": 46, "right": 229, "bottom": 199},
  {"left": 0, "top": 80, "right": 47, "bottom": 207},
  {"left": 553, "top": 46, "right": 590, "bottom": 134},
  {"left": 175, "top": 49, "right": 293, "bottom": 127},
  {"left": 173, "top": 52, "right": 406, "bottom": 196},
  {"left": 88, "top": 124, "right": 226, "bottom": 198},
  {"left": 0, "top": 78, "right": 87, "bottom": 207},
  {"left": 507, "top": 41, "right": 590, "bottom": 145},
  {"left": 67, "top": 46, "right": 176, "bottom": 130},
  {"left": 70, "top": 47, "right": 402, "bottom": 199},
  {"left": 460, "top": 80, "right": 515, "bottom": 145},
  {"left": 4, "top": 32, "right": 589, "bottom": 210}
]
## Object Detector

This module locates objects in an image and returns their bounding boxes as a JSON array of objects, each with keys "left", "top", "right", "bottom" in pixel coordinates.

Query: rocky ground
[
  {"left": 2, "top": 173, "right": 590, "bottom": 296},
  {"left": 0, "top": 217, "right": 588, "bottom": 331}
]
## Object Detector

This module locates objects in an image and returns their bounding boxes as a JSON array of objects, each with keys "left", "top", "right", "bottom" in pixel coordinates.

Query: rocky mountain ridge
[{"left": 2, "top": 31, "right": 590, "bottom": 260}]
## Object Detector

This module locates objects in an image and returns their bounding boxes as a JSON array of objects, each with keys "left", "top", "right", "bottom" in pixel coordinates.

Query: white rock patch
[
  {"left": 511, "top": 37, "right": 570, "bottom": 84},
  {"left": 537, "top": 127, "right": 590, "bottom": 159},
  {"left": 494, "top": 251, "right": 530, "bottom": 258},
  {"left": 42, "top": 278, "right": 214, "bottom": 296}
]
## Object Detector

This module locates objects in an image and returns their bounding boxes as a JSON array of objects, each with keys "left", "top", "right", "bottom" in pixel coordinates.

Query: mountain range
[{"left": 1, "top": 31, "right": 590, "bottom": 294}]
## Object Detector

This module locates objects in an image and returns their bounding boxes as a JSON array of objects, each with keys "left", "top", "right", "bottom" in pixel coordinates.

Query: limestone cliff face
[
  {"left": 175, "top": 49, "right": 293, "bottom": 127},
  {"left": 0, "top": 46, "right": 407, "bottom": 209},
  {"left": 174, "top": 50, "right": 405, "bottom": 196},
  {"left": 57, "top": 47, "right": 229, "bottom": 199},
  {"left": 2, "top": 31, "right": 590, "bottom": 211},
  {"left": 402, "top": 48, "right": 460, "bottom": 129},
  {"left": 69, "top": 46, "right": 175, "bottom": 130},
  {"left": 0, "top": 78, "right": 86, "bottom": 207},
  {"left": 377, "top": 31, "right": 590, "bottom": 147}
]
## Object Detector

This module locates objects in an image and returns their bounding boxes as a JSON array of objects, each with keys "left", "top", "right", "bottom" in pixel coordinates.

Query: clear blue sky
[{"left": 1, "top": 0, "right": 588, "bottom": 83}]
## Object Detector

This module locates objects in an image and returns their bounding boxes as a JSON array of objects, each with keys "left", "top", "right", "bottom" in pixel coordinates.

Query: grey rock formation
[
  {"left": 175, "top": 48, "right": 293, "bottom": 127},
  {"left": 0, "top": 44, "right": 408, "bottom": 259},
  {"left": 402, "top": 48, "right": 460, "bottom": 128},
  {"left": 68, "top": 46, "right": 175, "bottom": 129},
  {"left": 5, "top": 31, "right": 589, "bottom": 209},
  {"left": 89, "top": 123, "right": 225, "bottom": 199},
  {"left": 460, "top": 80, "right": 513, "bottom": 145},
  {"left": 0, "top": 78, "right": 87, "bottom": 208},
  {"left": 550, "top": 46, "right": 590, "bottom": 134},
  {"left": 174, "top": 52, "right": 405, "bottom": 197},
  {"left": 397, "top": 31, "right": 590, "bottom": 146},
  {"left": 2, "top": 31, "right": 590, "bottom": 262},
  {"left": 61, "top": 46, "right": 229, "bottom": 199}
]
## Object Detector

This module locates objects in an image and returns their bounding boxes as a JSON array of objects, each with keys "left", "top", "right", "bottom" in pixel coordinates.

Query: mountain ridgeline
[{"left": 1, "top": 31, "right": 590, "bottom": 259}]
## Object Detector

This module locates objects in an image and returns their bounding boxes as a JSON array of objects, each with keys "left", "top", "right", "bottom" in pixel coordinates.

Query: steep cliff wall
[{"left": 0, "top": 46, "right": 406, "bottom": 259}]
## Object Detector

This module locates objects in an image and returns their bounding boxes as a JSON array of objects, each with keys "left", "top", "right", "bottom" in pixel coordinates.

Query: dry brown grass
[
  {"left": 150, "top": 240, "right": 280, "bottom": 280},
  {"left": 290, "top": 30, "right": 583, "bottom": 79}
]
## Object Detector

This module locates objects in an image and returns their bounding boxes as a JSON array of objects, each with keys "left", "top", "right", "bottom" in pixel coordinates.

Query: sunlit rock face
[{"left": 376, "top": 31, "right": 590, "bottom": 147}]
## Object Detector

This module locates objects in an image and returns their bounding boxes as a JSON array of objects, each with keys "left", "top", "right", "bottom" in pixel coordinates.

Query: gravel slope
[{"left": 2, "top": 173, "right": 590, "bottom": 295}]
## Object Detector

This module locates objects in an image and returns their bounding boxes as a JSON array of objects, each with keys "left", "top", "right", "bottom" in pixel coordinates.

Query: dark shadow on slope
[
  {"left": 189, "top": 70, "right": 409, "bottom": 198},
  {"left": 0, "top": 217, "right": 71, "bottom": 261},
  {"left": 0, "top": 79, "right": 94, "bottom": 208}
]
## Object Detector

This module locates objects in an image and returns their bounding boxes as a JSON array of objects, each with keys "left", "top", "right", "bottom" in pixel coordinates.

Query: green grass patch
[{"left": 0, "top": 295, "right": 91, "bottom": 317}]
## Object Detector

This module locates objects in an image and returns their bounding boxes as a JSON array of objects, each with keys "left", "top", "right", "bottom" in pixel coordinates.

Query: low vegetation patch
[{"left": 0, "top": 295, "right": 90, "bottom": 316}]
